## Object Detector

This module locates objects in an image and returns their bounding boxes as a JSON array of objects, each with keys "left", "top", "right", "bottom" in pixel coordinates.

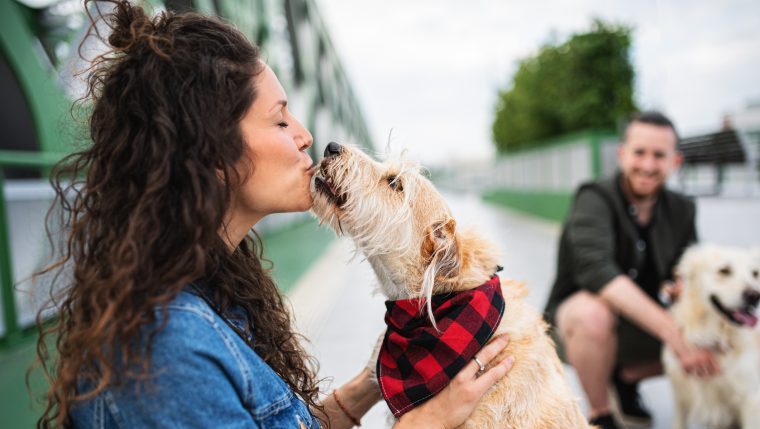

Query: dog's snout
[
  {"left": 324, "top": 142, "right": 342, "bottom": 158},
  {"left": 743, "top": 288, "right": 760, "bottom": 307}
]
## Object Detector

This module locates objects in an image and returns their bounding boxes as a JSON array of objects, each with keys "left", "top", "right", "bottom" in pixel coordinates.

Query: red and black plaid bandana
[{"left": 376, "top": 275, "right": 505, "bottom": 417}]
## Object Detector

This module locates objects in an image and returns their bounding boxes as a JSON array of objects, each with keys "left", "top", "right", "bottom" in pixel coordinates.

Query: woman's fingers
[
  {"left": 396, "top": 334, "right": 515, "bottom": 428},
  {"left": 458, "top": 334, "right": 511, "bottom": 380},
  {"left": 473, "top": 354, "right": 515, "bottom": 392}
]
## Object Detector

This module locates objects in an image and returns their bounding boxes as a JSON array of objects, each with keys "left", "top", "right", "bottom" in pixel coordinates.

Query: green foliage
[{"left": 492, "top": 20, "right": 637, "bottom": 152}]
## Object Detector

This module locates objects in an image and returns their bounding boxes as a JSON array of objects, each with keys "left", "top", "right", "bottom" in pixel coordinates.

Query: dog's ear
[
  {"left": 420, "top": 218, "right": 460, "bottom": 330},
  {"left": 677, "top": 245, "right": 710, "bottom": 302},
  {"left": 676, "top": 246, "right": 698, "bottom": 284},
  {"left": 421, "top": 218, "right": 456, "bottom": 262}
]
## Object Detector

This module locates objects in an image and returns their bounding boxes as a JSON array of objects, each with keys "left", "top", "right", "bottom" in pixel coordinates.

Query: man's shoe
[
  {"left": 589, "top": 413, "right": 620, "bottom": 429},
  {"left": 608, "top": 368, "right": 653, "bottom": 427}
]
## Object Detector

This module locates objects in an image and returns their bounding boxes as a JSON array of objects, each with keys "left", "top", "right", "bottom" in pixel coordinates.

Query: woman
[{"left": 35, "top": 1, "right": 514, "bottom": 427}]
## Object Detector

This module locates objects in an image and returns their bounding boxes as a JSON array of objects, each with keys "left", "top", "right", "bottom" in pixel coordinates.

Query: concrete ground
[{"left": 288, "top": 193, "right": 760, "bottom": 429}]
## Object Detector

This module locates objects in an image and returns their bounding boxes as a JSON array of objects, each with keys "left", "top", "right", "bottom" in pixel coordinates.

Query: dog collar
[{"left": 377, "top": 274, "right": 505, "bottom": 417}]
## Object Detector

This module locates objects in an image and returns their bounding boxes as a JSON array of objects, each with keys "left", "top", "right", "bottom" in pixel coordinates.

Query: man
[{"left": 543, "top": 111, "right": 720, "bottom": 429}]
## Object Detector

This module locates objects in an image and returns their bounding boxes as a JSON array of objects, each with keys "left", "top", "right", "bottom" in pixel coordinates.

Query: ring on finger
[{"left": 473, "top": 356, "right": 486, "bottom": 373}]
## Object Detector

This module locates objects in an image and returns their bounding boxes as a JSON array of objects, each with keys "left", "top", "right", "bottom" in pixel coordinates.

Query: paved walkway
[{"left": 287, "top": 192, "right": 760, "bottom": 428}]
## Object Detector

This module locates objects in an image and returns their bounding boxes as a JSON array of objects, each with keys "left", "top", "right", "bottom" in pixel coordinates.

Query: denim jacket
[{"left": 71, "top": 290, "right": 320, "bottom": 428}]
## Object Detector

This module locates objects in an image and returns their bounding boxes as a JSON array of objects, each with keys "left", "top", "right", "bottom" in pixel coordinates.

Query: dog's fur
[
  {"left": 310, "top": 144, "right": 590, "bottom": 428},
  {"left": 663, "top": 245, "right": 760, "bottom": 429}
]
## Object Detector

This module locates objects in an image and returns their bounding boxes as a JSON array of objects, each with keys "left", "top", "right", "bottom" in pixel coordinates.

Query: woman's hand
[
  {"left": 366, "top": 330, "right": 385, "bottom": 380},
  {"left": 322, "top": 368, "right": 382, "bottom": 429},
  {"left": 394, "top": 334, "right": 514, "bottom": 429}
]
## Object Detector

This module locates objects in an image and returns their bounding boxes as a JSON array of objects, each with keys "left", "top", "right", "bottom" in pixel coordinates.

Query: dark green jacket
[{"left": 544, "top": 173, "right": 698, "bottom": 322}]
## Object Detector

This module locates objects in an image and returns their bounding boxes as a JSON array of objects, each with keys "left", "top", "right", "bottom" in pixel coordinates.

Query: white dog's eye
[
  {"left": 387, "top": 175, "right": 403, "bottom": 192},
  {"left": 718, "top": 266, "right": 732, "bottom": 276},
  {"left": 753, "top": 270, "right": 759, "bottom": 279}
]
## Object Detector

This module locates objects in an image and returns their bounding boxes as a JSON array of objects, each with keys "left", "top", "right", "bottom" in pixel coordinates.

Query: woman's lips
[{"left": 305, "top": 163, "right": 316, "bottom": 175}]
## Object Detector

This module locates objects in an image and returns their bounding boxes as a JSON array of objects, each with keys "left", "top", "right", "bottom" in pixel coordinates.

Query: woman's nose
[
  {"left": 294, "top": 118, "right": 313, "bottom": 150},
  {"left": 324, "top": 142, "right": 342, "bottom": 157}
]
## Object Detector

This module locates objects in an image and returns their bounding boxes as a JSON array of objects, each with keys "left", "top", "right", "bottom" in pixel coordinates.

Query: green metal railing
[
  {"left": 0, "top": 150, "right": 65, "bottom": 349},
  {"left": 1, "top": 1, "right": 372, "bottom": 425},
  {"left": 0, "top": 0, "right": 375, "bottom": 347}
]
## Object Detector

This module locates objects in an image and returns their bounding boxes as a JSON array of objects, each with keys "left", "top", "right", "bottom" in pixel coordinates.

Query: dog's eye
[
  {"left": 387, "top": 175, "right": 403, "bottom": 192},
  {"left": 718, "top": 266, "right": 732, "bottom": 276},
  {"left": 753, "top": 270, "right": 759, "bottom": 279}
]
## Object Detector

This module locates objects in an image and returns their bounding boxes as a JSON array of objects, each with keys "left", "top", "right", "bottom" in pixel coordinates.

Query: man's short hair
[{"left": 624, "top": 111, "right": 679, "bottom": 142}]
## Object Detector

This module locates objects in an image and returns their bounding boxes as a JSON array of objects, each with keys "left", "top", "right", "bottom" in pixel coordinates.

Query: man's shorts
[{"left": 545, "top": 304, "right": 663, "bottom": 366}]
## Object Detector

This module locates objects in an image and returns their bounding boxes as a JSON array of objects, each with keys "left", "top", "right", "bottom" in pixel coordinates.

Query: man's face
[{"left": 618, "top": 122, "right": 682, "bottom": 199}]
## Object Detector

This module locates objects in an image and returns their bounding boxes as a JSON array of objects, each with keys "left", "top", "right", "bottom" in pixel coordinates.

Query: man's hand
[
  {"left": 675, "top": 344, "right": 721, "bottom": 378},
  {"left": 599, "top": 275, "right": 721, "bottom": 378},
  {"left": 659, "top": 279, "right": 683, "bottom": 306}
]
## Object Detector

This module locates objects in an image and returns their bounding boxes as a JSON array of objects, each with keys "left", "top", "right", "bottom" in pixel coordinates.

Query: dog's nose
[
  {"left": 743, "top": 288, "right": 760, "bottom": 307},
  {"left": 324, "top": 142, "right": 342, "bottom": 158}
]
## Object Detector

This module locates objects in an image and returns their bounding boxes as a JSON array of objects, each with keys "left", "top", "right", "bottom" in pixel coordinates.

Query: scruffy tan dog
[
  {"left": 663, "top": 245, "right": 760, "bottom": 429},
  {"left": 310, "top": 142, "right": 590, "bottom": 428}
]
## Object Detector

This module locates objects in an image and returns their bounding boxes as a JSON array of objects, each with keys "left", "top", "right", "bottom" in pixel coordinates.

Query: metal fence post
[{"left": 0, "top": 171, "right": 20, "bottom": 345}]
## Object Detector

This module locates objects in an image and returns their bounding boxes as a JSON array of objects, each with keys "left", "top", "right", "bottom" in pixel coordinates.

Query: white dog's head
[
  {"left": 310, "top": 143, "right": 497, "bottom": 319},
  {"left": 677, "top": 245, "right": 760, "bottom": 329}
]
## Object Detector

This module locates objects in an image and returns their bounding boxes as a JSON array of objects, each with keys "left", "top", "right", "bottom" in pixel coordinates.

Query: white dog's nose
[
  {"left": 743, "top": 288, "right": 760, "bottom": 307},
  {"left": 325, "top": 142, "right": 342, "bottom": 157}
]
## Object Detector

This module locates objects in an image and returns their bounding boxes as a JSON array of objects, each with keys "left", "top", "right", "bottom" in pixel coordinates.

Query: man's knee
[{"left": 557, "top": 292, "right": 617, "bottom": 343}]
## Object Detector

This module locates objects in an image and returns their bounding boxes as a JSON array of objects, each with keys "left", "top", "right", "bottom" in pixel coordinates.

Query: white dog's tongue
[{"left": 733, "top": 310, "right": 758, "bottom": 328}]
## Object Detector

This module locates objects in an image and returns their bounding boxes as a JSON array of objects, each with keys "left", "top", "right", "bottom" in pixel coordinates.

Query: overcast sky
[{"left": 317, "top": 0, "right": 760, "bottom": 166}]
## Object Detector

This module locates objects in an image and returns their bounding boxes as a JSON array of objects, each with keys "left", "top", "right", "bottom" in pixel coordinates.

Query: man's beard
[{"left": 623, "top": 173, "right": 663, "bottom": 202}]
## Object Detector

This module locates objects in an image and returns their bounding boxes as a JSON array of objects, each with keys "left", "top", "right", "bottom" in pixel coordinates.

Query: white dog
[
  {"left": 663, "top": 244, "right": 760, "bottom": 429},
  {"left": 311, "top": 143, "right": 591, "bottom": 429}
]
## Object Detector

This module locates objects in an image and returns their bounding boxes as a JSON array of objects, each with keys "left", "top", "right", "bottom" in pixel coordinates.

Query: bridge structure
[{"left": 0, "top": 0, "right": 371, "bottom": 426}]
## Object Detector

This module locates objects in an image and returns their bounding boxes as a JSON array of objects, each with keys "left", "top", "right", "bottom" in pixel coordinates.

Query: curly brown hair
[{"left": 34, "top": 1, "right": 324, "bottom": 427}]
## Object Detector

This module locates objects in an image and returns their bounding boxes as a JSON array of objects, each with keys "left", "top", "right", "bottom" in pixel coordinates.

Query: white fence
[{"left": 437, "top": 132, "right": 617, "bottom": 194}]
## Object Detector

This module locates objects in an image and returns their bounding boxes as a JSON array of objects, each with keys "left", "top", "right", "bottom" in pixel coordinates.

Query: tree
[{"left": 492, "top": 20, "right": 637, "bottom": 152}]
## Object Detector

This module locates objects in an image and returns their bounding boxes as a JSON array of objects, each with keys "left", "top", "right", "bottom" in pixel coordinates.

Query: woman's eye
[
  {"left": 387, "top": 175, "right": 403, "bottom": 192},
  {"left": 278, "top": 121, "right": 289, "bottom": 128}
]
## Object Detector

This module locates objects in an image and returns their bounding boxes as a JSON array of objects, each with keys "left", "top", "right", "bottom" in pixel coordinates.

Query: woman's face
[{"left": 230, "top": 63, "right": 314, "bottom": 229}]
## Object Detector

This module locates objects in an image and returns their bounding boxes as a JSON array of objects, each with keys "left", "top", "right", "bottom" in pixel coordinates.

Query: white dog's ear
[
  {"left": 677, "top": 247, "right": 695, "bottom": 279},
  {"left": 420, "top": 218, "right": 460, "bottom": 330},
  {"left": 677, "top": 245, "right": 707, "bottom": 293}
]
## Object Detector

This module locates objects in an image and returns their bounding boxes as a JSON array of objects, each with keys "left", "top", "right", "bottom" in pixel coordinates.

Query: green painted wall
[
  {"left": 261, "top": 217, "right": 335, "bottom": 293},
  {"left": 0, "top": 336, "right": 48, "bottom": 429},
  {"left": 482, "top": 189, "right": 572, "bottom": 223}
]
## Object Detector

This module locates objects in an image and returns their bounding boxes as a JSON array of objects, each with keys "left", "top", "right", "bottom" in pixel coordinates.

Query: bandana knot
[{"left": 377, "top": 275, "right": 505, "bottom": 417}]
